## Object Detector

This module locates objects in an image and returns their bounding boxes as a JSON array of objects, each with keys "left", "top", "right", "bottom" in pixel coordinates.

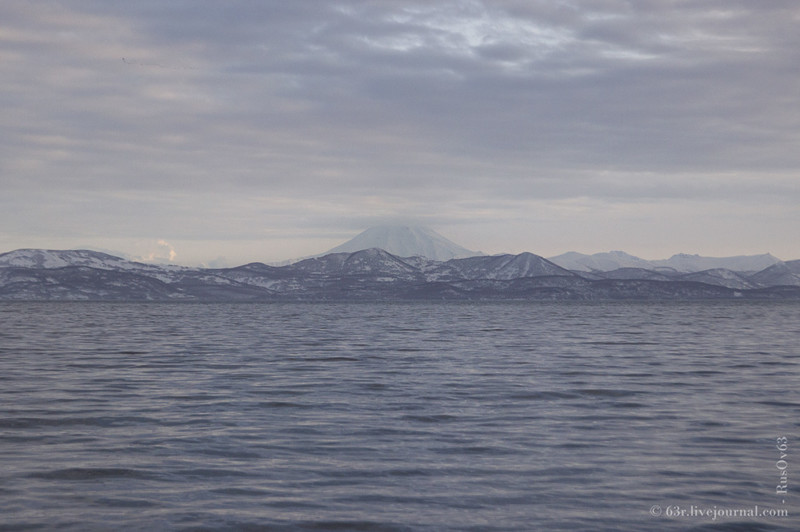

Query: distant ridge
[
  {"left": 324, "top": 225, "right": 482, "bottom": 261},
  {"left": 548, "top": 251, "right": 782, "bottom": 273},
  {"left": 0, "top": 248, "right": 180, "bottom": 271},
  {"left": 547, "top": 251, "right": 652, "bottom": 272},
  {"left": 652, "top": 253, "right": 781, "bottom": 273}
]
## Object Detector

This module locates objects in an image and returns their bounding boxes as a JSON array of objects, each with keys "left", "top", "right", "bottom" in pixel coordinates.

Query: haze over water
[{"left": 1, "top": 301, "right": 797, "bottom": 530}]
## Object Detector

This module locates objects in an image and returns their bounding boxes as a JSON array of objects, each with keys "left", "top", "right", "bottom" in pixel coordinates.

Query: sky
[{"left": 2, "top": 1, "right": 799, "bottom": 266}]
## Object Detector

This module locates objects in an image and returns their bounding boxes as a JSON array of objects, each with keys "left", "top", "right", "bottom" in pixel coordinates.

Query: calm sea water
[{"left": 0, "top": 302, "right": 797, "bottom": 531}]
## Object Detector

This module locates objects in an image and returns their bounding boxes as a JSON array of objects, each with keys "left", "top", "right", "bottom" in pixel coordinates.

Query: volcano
[{"left": 324, "top": 225, "right": 481, "bottom": 261}]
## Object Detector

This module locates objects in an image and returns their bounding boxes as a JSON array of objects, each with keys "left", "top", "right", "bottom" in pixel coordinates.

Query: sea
[{"left": 1, "top": 301, "right": 797, "bottom": 531}]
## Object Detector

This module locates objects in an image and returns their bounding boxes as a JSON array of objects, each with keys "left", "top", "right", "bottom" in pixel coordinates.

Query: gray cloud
[{"left": 1, "top": 0, "right": 799, "bottom": 264}]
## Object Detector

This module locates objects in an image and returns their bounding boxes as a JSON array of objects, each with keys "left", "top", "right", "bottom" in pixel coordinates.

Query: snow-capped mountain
[
  {"left": 0, "top": 249, "right": 135, "bottom": 270},
  {"left": 293, "top": 248, "right": 421, "bottom": 279},
  {"left": 678, "top": 269, "right": 760, "bottom": 290},
  {"left": 748, "top": 260, "right": 800, "bottom": 287},
  {"left": 324, "top": 226, "right": 481, "bottom": 261},
  {"left": 0, "top": 249, "right": 181, "bottom": 272},
  {"left": 431, "top": 252, "right": 576, "bottom": 281}
]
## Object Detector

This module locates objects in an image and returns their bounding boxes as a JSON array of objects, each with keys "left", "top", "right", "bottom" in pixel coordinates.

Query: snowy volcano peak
[{"left": 324, "top": 225, "right": 481, "bottom": 261}]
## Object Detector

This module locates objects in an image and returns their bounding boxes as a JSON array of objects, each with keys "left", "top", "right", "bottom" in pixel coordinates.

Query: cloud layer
[{"left": 2, "top": 1, "right": 799, "bottom": 263}]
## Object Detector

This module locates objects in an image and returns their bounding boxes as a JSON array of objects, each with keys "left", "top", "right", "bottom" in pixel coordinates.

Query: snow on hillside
[
  {"left": 292, "top": 248, "right": 420, "bottom": 280},
  {"left": 679, "top": 269, "right": 759, "bottom": 289},
  {"left": 0, "top": 249, "right": 132, "bottom": 269},
  {"left": 597, "top": 268, "right": 674, "bottom": 281},
  {"left": 324, "top": 226, "right": 481, "bottom": 261},
  {"left": 430, "top": 252, "right": 575, "bottom": 281},
  {"left": 749, "top": 260, "right": 800, "bottom": 287},
  {"left": 0, "top": 249, "right": 181, "bottom": 274}
]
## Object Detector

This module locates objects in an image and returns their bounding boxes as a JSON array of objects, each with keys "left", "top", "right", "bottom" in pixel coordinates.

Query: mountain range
[
  {"left": 547, "top": 250, "right": 781, "bottom": 273},
  {"left": 1, "top": 244, "right": 799, "bottom": 301},
  {"left": 1, "top": 226, "right": 798, "bottom": 301},
  {"left": 322, "top": 226, "right": 785, "bottom": 274}
]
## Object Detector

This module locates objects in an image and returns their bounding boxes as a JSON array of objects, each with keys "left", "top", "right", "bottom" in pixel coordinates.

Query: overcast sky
[{"left": 2, "top": 1, "right": 799, "bottom": 266}]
